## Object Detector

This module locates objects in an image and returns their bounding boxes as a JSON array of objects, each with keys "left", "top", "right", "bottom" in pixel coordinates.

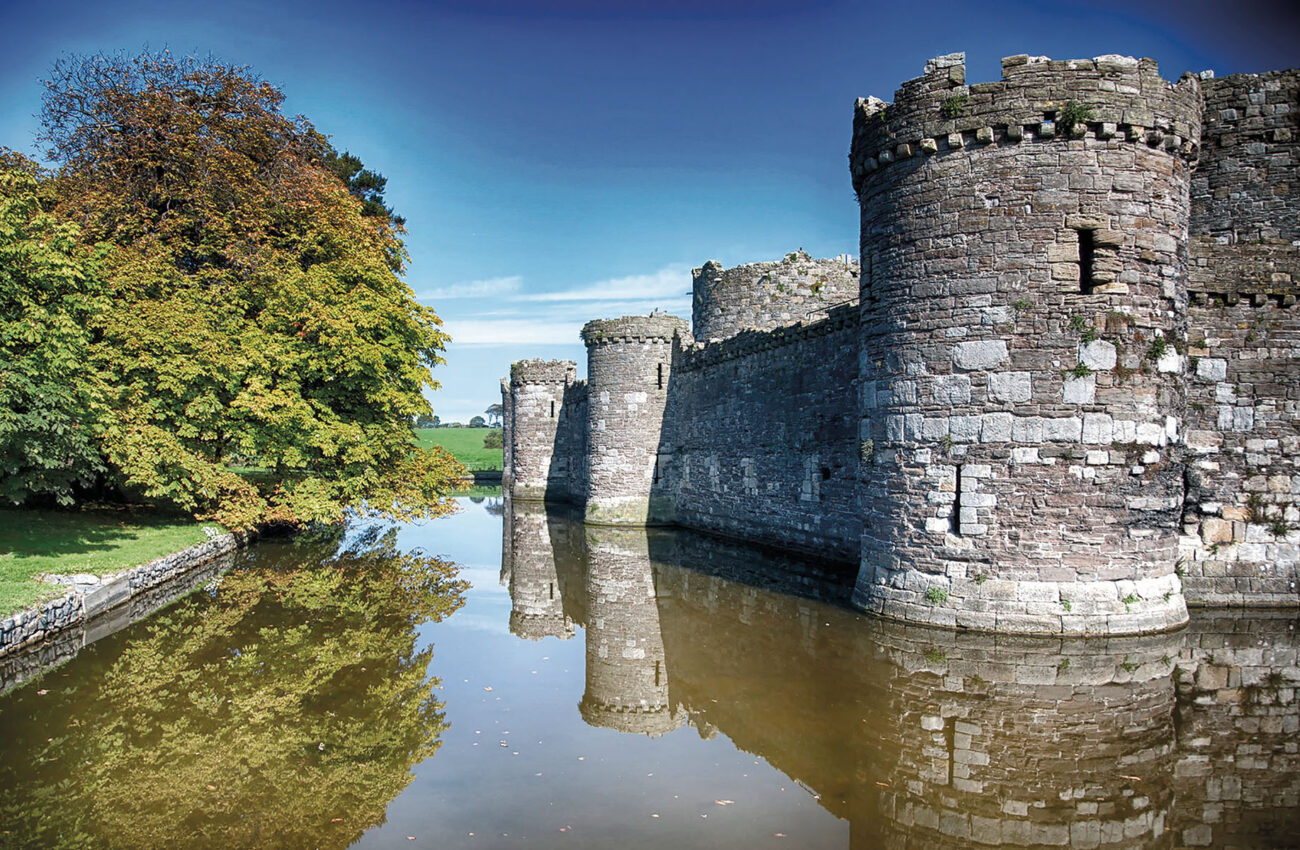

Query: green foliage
[
  {"left": 0, "top": 154, "right": 107, "bottom": 506},
  {"left": 482, "top": 429, "right": 503, "bottom": 449},
  {"left": 1069, "top": 314, "right": 1088, "bottom": 333},
  {"left": 28, "top": 50, "right": 463, "bottom": 528},
  {"left": 924, "top": 586, "right": 949, "bottom": 604},
  {"left": 1269, "top": 518, "right": 1294, "bottom": 539},
  {"left": 0, "top": 507, "right": 210, "bottom": 615},
  {"left": 1012, "top": 299, "right": 1032, "bottom": 313},
  {"left": 320, "top": 147, "right": 404, "bottom": 225},
  {"left": 1060, "top": 599, "right": 1072, "bottom": 612},
  {"left": 1069, "top": 362, "right": 1092, "bottom": 379},
  {"left": 1146, "top": 336, "right": 1169, "bottom": 361},
  {"left": 468, "top": 415, "right": 486, "bottom": 428},
  {"left": 923, "top": 646, "right": 947, "bottom": 664},
  {"left": 1246, "top": 492, "right": 1267, "bottom": 524},
  {"left": 1056, "top": 100, "right": 1095, "bottom": 134},
  {"left": 0, "top": 527, "right": 467, "bottom": 847},
  {"left": 940, "top": 94, "right": 969, "bottom": 118},
  {"left": 1122, "top": 593, "right": 1138, "bottom": 611}
]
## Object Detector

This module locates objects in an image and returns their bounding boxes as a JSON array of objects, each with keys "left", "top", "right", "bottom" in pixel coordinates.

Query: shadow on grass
[{"left": 0, "top": 507, "right": 198, "bottom": 561}]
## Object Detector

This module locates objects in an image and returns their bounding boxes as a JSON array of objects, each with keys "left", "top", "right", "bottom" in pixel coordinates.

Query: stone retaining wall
[{"left": 0, "top": 530, "right": 253, "bottom": 667}]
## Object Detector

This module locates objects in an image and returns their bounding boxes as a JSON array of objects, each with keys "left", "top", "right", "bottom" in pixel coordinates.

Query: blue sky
[{"left": 1, "top": 0, "right": 1296, "bottom": 422}]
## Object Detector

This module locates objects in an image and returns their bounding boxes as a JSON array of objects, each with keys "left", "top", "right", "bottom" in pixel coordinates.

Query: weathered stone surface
[{"left": 503, "top": 53, "right": 1299, "bottom": 635}]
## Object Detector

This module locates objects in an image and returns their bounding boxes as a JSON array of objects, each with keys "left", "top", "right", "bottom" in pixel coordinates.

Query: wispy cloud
[
  {"left": 437, "top": 265, "right": 692, "bottom": 347},
  {"left": 517, "top": 267, "right": 691, "bottom": 302},
  {"left": 416, "top": 275, "right": 523, "bottom": 300}
]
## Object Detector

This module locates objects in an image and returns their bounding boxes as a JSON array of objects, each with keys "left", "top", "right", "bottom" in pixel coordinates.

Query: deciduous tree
[
  {"left": 0, "top": 152, "right": 105, "bottom": 506},
  {"left": 35, "top": 51, "right": 462, "bottom": 527}
]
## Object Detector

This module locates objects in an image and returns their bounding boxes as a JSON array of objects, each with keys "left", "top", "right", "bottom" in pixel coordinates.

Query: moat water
[{"left": 0, "top": 496, "right": 1296, "bottom": 849}]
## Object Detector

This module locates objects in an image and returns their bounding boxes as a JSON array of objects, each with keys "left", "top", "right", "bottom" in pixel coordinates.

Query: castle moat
[{"left": 1, "top": 495, "right": 1296, "bottom": 848}]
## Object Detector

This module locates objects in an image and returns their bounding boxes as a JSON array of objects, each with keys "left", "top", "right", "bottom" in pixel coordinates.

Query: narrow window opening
[
  {"left": 549, "top": 582, "right": 554, "bottom": 600},
  {"left": 1077, "top": 228, "right": 1097, "bottom": 294},
  {"left": 944, "top": 717, "right": 957, "bottom": 785},
  {"left": 652, "top": 459, "right": 659, "bottom": 485},
  {"left": 550, "top": 400, "right": 556, "bottom": 418},
  {"left": 657, "top": 362, "right": 664, "bottom": 389},
  {"left": 654, "top": 660, "right": 662, "bottom": 687},
  {"left": 821, "top": 466, "right": 832, "bottom": 481},
  {"left": 951, "top": 464, "right": 964, "bottom": 536}
]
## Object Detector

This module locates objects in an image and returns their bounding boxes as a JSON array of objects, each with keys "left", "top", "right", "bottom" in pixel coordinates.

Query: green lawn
[
  {"left": 0, "top": 509, "right": 214, "bottom": 617},
  {"left": 416, "top": 427, "right": 503, "bottom": 472}
]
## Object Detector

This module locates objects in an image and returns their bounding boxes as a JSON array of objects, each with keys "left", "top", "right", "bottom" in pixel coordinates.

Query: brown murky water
[{"left": 0, "top": 496, "right": 1296, "bottom": 849}]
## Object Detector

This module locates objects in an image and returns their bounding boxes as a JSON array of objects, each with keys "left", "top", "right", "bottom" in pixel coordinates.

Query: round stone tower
[
  {"left": 507, "top": 359, "right": 578, "bottom": 501},
  {"left": 692, "top": 251, "right": 860, "bottom": 342},
  {"left": 578, "top": 525, "right": 685, "bottom": 737},
  {"left": 848, "top": 53, "right": 1202, "bottom": 635},
  {"left": 581, "top": 312, "right": 691, "bottom": 525}
]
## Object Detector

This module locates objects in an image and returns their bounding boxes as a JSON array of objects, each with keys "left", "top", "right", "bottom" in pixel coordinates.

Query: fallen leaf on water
[
  {"left": 36, "top": 690, "right": 48, "bottom": 695},
  {"left": 483, "top": 686, "right": 493, "bottom": 692},
  {"left": 774, "top": 833, "right": 787, "bottom": 838},
  {"left": 1118, "top": 774, "right": 1142, "bottom": 781},
  {"left": 206, "top": 785, "right": 217, "bottom": 791},
  {"left": 714, "top": 800, "right": 734, "bottom": 806},
  {"left": 651, "top": 814, "right": 660, "bottom": 818},
  {"left": 875, "top": 781, "right": 891, "bottom": 787},
  {"left": 330, "top": 818, "right": 343, "bottom": 823}
]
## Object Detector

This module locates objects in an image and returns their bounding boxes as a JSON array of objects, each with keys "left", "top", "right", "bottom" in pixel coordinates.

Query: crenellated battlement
[
  {"left": 850, "top": 53, "right": 1203, "bottom": 194},
  {"left": 510, "top": 358, "right": 577, "bottom": 385},
  {"left": 581, "top": 313, "right": 690, "bottom": 346},
  {"left": 502, "top": 52, "right": 1300, "bottom": 634}
]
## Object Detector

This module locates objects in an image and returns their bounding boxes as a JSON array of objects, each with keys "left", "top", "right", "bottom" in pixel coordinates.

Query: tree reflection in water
[{"left": 0, "top": 525, "right": 466, "bottom": 849}]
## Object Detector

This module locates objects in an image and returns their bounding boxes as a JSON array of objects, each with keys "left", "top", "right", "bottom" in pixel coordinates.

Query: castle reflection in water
[{"left": 500, "top": 496, "right": 1299, "bottom": 850}]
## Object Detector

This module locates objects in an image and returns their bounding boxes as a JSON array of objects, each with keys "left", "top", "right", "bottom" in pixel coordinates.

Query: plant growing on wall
[
  {"left": 1056, "top": 100, "right": 1095, "bottom": 134},
  {"left": 940, "top": 94, "right": 969, "bottom": 118}
]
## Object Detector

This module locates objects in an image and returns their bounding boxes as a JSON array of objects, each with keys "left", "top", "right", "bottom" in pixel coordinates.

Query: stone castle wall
[
  {"left": 691, "top": 251, "right": 859, "bottom": 342},
  {"left": 660, "top": 303, "right": 861, "bottom": 560},
  {"left": 504, "top": 52, "right": 1300, "bottom": 635},
  {"left": 1179, "top": 70, "right": 1300, "bottom": 606}
]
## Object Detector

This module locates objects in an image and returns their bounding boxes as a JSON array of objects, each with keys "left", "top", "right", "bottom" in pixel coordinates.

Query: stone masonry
[{"left": 504, "top": 52, "right": 1300, "bottom": 635}]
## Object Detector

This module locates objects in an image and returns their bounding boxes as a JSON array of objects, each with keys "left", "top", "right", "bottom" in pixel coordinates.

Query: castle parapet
[
  {"left": 580, "top": 313, "right": 691, "bottom": 347},
  {"left": 510, "top": 358, "right": 576, "bottom": 385},
  {"left": 691, "top": 251, "right": 859, "bottom": 342},
  {"left": 850, "top": 52, "right": 1202, "bottom": 194}
]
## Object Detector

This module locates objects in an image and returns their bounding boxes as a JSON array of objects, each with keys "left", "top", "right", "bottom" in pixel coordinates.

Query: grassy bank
[
  {"left": 0, "top": 509, "right": 213, "bottom": 616},
  {"left": 417, "top": 427, "right": 503, "bottom": 472}
]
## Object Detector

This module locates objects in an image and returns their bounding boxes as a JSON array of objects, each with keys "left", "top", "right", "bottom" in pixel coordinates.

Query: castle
[{"left": 502, "top": 52, "right": 1300, "bottom": 636}]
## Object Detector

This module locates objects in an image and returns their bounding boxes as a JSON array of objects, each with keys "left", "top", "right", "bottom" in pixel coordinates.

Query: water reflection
[
  {"left": 503, "top": 497, "right": 1299, "bottom": 849},
  {"left": 0, "top": 526, "right": 466, "bottom": 849}
]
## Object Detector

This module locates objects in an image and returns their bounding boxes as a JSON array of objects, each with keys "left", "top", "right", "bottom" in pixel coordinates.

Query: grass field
[
  {"left": 416, "top": 427, "right": 503, "bottom": 472},
  {"left": 0, "top": 509, "right": 214, "bottom": 616}
]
